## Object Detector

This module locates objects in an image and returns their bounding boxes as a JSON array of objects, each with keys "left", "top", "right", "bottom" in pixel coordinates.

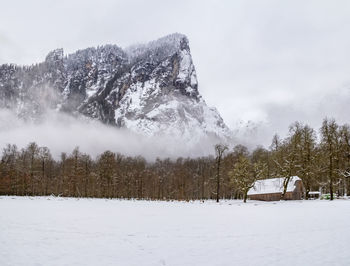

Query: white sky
[{"left": 1, "top": 0, "right": 350, "bottom": 145}]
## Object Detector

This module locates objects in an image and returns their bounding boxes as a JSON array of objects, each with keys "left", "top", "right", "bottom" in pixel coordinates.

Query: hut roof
[{"left": 247, "top": 176, "right": 301, "bottom": 196}]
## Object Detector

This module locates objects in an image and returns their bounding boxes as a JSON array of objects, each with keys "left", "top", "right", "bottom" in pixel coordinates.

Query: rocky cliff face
[{"left": 0, "top": 33, "right": 232, "bottom": 142}]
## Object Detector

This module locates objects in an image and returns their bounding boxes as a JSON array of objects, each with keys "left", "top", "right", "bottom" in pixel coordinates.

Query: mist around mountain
[{"left": 0, "top": 34, "right": 234, "bottom": 159}]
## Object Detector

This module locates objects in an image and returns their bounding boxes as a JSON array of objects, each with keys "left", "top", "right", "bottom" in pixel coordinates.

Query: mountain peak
[
  {"left": 125, "top": 33, "right": 189, "bottom": 63},
  {"left": 45, "top": 48, "right": 64, "bottom": 63},
  {"left": 0, "top": 34, "right": 232, "bottom": 143}
]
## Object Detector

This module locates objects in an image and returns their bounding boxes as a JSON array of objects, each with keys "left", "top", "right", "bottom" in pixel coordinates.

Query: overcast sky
[{"left": 1, "top": 0, "right": 350, "bottom": 145}]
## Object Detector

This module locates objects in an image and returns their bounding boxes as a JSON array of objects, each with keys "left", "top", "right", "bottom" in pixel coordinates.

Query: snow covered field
[{"left": 1, "top": 197, "right": 349, "bottom": 266}]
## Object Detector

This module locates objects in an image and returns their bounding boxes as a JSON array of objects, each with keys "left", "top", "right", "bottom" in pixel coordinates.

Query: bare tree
[
  {"left": 230, "top": 155, "right": 267, "bottom": 203},
  {"left": 297, "top": 124, "right": 317, "bottom": 199},
  {"left": 26, "top": 142, "right": 39, "bottom": 196},
  {"left": 97, "top": 150, "right": 116, "bottom": 198},
  {"left": 339, "top": 125, "right": 350, "bottom": 195},
  {"left": 214, "top": 144, "right": 228, "bottom": 202},
  {"left": 320, "top": 118, "right": 340, "bottom": 200}
]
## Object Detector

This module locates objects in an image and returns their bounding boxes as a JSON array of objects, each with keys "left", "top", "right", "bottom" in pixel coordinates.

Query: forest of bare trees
[{"left": 0, "top": 118, "right": 349, "bottom": 201}]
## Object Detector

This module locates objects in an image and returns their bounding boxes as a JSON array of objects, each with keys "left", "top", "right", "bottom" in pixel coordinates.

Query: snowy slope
[
  {"left": 1, "top": 196, "right": 349, "bottom": 266},
  {"left": 0, "top": 34, "right": 232, "bottom": 142}
]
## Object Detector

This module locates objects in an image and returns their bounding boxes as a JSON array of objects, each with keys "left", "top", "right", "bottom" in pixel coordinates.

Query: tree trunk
[
  {"left": 282, "top": 176, "right": 291, "bottom": 200},
  {"left": 330, "top": 155, "right": 334, "bottom": 200},
  {"left": 216, "top": 156, "right": 221, "bottom": 203},
  {"left": 243, "top": 191, "right": 247, "bottom": 203}
]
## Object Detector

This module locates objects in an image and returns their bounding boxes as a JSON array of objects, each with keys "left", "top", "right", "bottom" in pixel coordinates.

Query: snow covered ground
[{"left": 1, "top": 197, "right": 349, "bottom": 266}]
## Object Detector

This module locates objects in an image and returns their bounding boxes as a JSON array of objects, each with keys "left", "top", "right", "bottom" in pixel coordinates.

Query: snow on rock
[
  {"left": 248, "top": 176, "right": 301, "bottom": 195},
  {"left": 45, "top": 48, "right": 64, "bottom": 63},
  {"left": 0, "top": 33, "right": 232, "bottom": 143}
]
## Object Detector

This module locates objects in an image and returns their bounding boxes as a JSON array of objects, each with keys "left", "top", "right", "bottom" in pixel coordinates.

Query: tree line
[{"left": 0, "top": 118, "right": 349, "bottom": 201}]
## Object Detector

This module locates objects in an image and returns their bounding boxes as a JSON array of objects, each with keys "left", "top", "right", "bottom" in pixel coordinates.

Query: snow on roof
[
  {"left": 308, "top": 191, "right": 321, "bottom": 195},
  {"left": 247, "top": 176, "right": 301, "bottom": 196}
]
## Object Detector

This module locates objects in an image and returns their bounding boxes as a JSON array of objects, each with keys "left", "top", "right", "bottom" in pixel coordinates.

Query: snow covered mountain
[{"left": 0, "top": 33, "right": 232, "bottom": 142}]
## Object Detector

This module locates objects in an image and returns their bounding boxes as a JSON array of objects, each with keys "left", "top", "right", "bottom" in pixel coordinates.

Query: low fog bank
[
  {"left": 0, "top": 109, "right": 221, "bottom": 160},
  {"left": 2, "top": 85, "right": 349, "bottom": 158}
]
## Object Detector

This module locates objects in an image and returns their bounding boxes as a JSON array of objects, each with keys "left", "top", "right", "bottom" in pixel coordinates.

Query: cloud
[
  {"left": 0, "top": 32, "right": 13, "bottom": 63},
  {"left": 234, "top": 86, "right": 350, "bottom": 148},
  {"left": 1, "top": 0, "right": 350, "bottom": 147},
  {"left": 0, "top": 109, "right": 221, "bottom": 160}
]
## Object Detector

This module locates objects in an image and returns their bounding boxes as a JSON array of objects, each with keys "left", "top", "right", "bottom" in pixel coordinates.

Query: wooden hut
[{"left": 247, "top": 176, "right": 304, "bottom": 201}]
